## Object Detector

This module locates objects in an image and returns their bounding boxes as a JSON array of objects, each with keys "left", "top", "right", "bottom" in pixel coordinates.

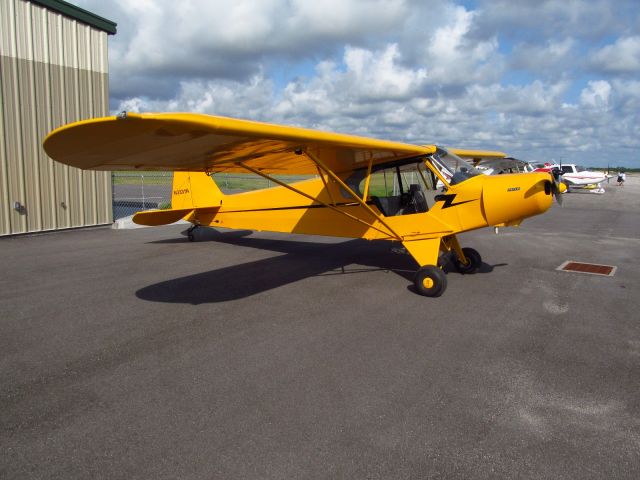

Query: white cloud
[
  {"left": 115, "top": 74, "right": 275, "bottom": 119},
  {"left": 580, "top": 80, "right": 611, "bottom": 109},
  {"left": 284, "top": 0, "right": 408, "bottom": 39},
  {"left": 472, "top": 0, "right": 624, "bottom": 40},
  {"left": 466, "top": 80, "right": 570, "bottom": 115},
  {"left": 74, "top": 0, "right": 640, "bottom": 167},
  {"left": 611, "top": 79, "right": 640, "bottom": 114},
  {"left": 87, "top": 0, "right": 408, "bottom": 70},
  {"left": 510, "top": 38, "right": 576, "bottom": 75},
  {"left": 422, "top": 6, "right": 501, "bottom": 86},
  {"left": 590, "top": 36, "right": 640, "bottom": 74},
  {"left": 342, "top": 45, "right": 427, "bottom": 100}
]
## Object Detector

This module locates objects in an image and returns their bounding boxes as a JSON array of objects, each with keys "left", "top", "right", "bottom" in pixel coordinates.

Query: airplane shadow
[
  {"left": 137, "top": 228, "right": 504, "bottom": 304},
  {"left": 149, "top": 227, "right": 254, "bottom": 244}
]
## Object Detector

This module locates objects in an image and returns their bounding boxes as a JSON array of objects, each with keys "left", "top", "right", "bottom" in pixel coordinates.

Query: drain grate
[{"left": 556, "top": 261, "right": 616, "bottom": 277}]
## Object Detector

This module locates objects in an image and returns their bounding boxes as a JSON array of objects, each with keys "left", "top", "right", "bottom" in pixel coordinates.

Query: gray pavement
[{"left": 1, "top": 178, "right": 639, "bottom": 479}]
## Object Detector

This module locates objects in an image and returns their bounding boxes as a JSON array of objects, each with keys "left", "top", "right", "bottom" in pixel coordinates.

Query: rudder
[{"left": 171, "top": 172, "right": 223, "bottom": 209}]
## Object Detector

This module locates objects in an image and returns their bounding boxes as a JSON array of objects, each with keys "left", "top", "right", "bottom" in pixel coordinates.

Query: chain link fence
[
  {"left": 111, "top": 172, "right": 315, "bottom": 220},
  {"left": 112, "top": 172, "right": 173, "bottom": 220}
]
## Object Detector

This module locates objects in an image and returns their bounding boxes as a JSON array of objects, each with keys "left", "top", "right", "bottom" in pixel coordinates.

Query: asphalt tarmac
[{"left": 1, "top": 178, "right": 639, "bottom": 479}]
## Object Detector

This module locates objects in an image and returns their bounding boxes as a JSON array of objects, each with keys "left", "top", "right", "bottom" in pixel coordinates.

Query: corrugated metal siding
[{"left": 0, "top": 0, "right": 112, "bottom": 235}]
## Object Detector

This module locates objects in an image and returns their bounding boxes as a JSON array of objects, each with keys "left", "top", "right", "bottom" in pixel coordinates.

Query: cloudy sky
[{"left": 76, "top": 0, "right": 640, "bottom": 167}]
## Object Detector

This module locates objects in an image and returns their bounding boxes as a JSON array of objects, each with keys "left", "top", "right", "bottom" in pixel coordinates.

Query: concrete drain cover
[{"left": 556, "top": 261, "right": 616, "bottom": 277}]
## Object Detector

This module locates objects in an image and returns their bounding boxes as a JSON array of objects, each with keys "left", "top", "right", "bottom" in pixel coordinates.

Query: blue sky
[{"left": 77, "top": 0, "right": 640, "bottom": 168}]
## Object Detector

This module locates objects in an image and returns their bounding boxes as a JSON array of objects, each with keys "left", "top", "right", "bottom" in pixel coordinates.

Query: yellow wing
[
  {"left": 447, "top": 149, "right": 536, "bottom": 173},
  {"left": 448, "top": 148, "right": 507, "bottom": 161},
  {"left": 44, "top": 112, "right": 436, "bottom": 175}
]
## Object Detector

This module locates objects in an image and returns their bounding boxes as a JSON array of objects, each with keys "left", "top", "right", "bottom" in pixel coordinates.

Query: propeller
[{"left": 549, "top": 167, "right": 564, "bottom": 205}]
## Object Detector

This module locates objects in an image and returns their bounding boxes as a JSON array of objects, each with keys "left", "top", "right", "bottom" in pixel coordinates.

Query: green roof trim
[{"left": 30, "top": 0, "right": 117, "bottom": 35}]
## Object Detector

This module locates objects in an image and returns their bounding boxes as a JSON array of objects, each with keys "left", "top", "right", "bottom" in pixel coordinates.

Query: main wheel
[
  {"left": 456, "top": 247, "right": 481, "bottom": 274},
  {"left": 414, "top": 266, "right": 447, "bottom": 297},
  {"left": 188, "top": 232, "right": 195, "bottom": 242}
]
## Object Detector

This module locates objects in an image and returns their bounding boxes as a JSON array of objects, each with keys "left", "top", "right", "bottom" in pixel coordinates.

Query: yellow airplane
[{"left": 44, "top": 112, "right": 565, "bottom": 297}]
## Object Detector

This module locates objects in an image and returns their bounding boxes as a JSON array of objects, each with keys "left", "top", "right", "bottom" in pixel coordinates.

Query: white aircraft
[{"left": 533, "top": 163, "right": 609, "bottom": 194}]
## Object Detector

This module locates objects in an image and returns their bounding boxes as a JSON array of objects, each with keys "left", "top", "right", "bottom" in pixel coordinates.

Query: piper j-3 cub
[{"left": 44, "top": 112, "right": 565, "bottom": 297}]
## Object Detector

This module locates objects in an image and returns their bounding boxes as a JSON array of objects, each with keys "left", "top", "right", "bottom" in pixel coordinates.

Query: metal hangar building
[{"left": 0, "top": 0, "right": 116, "bottom": 236}]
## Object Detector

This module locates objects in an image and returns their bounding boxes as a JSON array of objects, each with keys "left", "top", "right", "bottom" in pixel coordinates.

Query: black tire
[
  {"left": 456, "top": 247, "right": 481, "bottom": 274},
  {"left": 414, "top": 266, "right": 447, "bottom": 297},
  {"left": 188, "top": 232, "right": 195, "bottom": 242}
]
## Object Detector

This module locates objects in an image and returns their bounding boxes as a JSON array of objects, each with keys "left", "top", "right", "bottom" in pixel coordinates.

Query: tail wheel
[
  {"left": 456, "top": 247, "right": 482, "bottom": 274},
  {"left": 187, "top": 224, "right": 198, "bottom": 241},
  {"left": 414, "top": 266, "right": 447, "bottom": 297}
]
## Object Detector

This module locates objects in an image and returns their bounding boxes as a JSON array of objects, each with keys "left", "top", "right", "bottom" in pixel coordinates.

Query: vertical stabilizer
[{"left": 171, "top": 172, "right": 223, "bottom": 209}]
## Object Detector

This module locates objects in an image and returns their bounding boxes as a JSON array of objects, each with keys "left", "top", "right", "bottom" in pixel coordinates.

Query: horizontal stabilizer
[{"left": 132, "top": 208, "right": 194, "bottom": 226}]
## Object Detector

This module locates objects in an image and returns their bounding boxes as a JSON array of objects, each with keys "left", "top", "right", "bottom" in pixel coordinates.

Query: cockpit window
[
  {"left": 359, "top": 162, "right": 437, "bottom": 197},
  {"left": 343, "top": 158, "right": 438, "bottom": 216},
  {"left": 430, "top": 148, "right": 482, "bottom": 185}
]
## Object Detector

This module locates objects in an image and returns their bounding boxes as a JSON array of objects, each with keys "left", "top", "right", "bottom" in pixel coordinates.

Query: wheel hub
[{"left": 422, "top": 277, "right": 434, "bottom": 288}]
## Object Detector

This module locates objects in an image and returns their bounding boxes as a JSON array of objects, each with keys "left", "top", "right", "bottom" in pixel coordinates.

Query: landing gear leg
[
  {"left": 443, "top": 235, "right": 482, "bottom": 274},
  {"left": 456, "top": 247, "right": 482, "bottom": 273},
  {"left": 402, "top": 238, "right": 448, "bottom": 297},
  {"left": 187, "top": 224, "right": 199, "bottom": 242}
]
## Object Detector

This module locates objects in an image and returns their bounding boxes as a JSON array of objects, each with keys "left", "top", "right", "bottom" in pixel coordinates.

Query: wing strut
[
  {"left": 304, "top": 151, "right": 402, "bottom": 241},
  {"left": 316, "top": 166, "right": 336, "bottom": 206},
  {"left": 361, "top": 156, "right": 374, "bottom": 201},
  {"left": 236, "top": 162, "right": 399, "bottom": 239}
]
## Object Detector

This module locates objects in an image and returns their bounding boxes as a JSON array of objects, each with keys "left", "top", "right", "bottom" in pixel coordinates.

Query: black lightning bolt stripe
[{"left": 434, "top": 194, "right": 477, "bottom": 209}]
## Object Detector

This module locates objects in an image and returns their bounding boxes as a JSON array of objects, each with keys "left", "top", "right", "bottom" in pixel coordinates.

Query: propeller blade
[{"left": 550, "top": 169, "right": 563, "bottom": 206}]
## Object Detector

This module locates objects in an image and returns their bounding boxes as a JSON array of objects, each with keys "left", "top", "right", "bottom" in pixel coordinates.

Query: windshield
[{"left": 430, "top": 147, "right": 482, "bottom": 185}]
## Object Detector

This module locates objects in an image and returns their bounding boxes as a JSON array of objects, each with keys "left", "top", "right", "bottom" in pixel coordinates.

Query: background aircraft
[
  {"left": 452, "top": 150, "right": 534, "bottom": 175},
  {"left": 533, "top": 163, "right": 609, "bottom": 193},
  {"left": 44, "top": 112, "right": 564, "bottom": 297}
]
